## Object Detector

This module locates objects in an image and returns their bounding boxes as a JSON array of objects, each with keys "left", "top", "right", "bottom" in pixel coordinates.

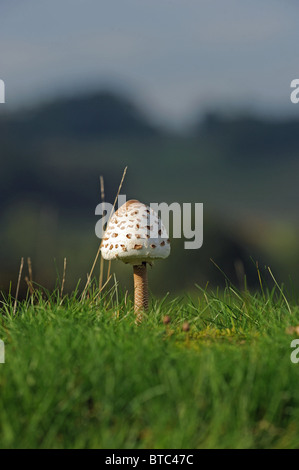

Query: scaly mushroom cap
[{"left": 101, "top": 200, "right": 170, "bottom": 265}]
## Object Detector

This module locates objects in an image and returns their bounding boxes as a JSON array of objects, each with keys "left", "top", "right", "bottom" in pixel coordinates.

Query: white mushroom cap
[{"left": 101, "top": 200, "right": 170, "bottom": 265}]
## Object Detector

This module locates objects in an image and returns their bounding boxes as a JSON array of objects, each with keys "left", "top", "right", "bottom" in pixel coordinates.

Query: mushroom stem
[{"left": 133, "top": 262, "right": 148, "bottom": 322}]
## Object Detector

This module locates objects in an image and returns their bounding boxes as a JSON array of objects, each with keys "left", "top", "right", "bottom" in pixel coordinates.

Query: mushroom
[{"left": 100, "top": 199, "right": 170, "bottom": 321}]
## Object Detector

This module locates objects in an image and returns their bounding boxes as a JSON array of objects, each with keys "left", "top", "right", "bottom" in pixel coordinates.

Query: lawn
[{"left": 0, "top": 281, "right": 299, "bottom": 449}]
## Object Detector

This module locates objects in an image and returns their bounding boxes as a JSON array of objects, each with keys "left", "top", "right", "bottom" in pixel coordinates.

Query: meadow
[
  {"left": 1, "top": 94, "right": 299, "bottom": 449},
  {"left": 1, "top": 275, "right": 299, "bottom": 449}
]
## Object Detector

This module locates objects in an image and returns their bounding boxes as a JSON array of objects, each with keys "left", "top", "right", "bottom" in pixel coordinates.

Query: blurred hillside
[{"left": 0, "top": 91, "right": 299, "bottom": 297}]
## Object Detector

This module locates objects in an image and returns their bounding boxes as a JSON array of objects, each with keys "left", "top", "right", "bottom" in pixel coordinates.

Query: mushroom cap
[{"left": 100, "top": 199, "right": 170, "bottom": 265}]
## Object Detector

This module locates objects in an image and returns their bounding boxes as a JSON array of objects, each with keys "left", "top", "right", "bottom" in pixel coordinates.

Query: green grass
[{"left": 1, "top": 281, "right": 299, "bottom": 449}]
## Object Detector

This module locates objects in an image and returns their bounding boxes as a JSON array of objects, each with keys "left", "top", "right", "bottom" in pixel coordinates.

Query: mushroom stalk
[{"left": 133, "top": 262, "right": 148, "bottom": 321}]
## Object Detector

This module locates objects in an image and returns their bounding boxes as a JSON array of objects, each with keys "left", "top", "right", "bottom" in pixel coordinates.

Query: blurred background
[{"left": 0, "top": 0, "right": 299, "bottom": 297}]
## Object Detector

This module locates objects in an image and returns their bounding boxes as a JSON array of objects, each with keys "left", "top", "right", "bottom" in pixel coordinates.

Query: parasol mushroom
[{"left": 100, "top": 199, "right": 170, "bottom": 321}]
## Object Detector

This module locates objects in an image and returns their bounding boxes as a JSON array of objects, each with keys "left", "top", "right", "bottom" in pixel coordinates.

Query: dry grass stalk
[
  {"left": 94, "top": 274, "right": 113, "bottom": 301},
  {"left": 27, "top": 257, "right": 33, "bottom": 283},
  {"left": 60, "top": 257, "right": 67, "bottom": 298},
  {"left": 25, "top": 257, "right": 34, "bottom": 296},
  {"left": 13, "top": 257, "right": 24, "bottom": 315},
  {"left": 25, "top": 277, "right": 34, "bottom": 296},
  {"left": 99, "top": 175, "right": 105, "bottom": 291},
  {"left": 81, "top": 166, "right": 128, "bottom": 301}
]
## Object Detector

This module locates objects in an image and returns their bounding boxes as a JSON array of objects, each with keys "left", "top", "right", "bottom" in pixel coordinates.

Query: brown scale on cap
[{"left": 116, "top": 199, "right": 140, "bottom": 217}]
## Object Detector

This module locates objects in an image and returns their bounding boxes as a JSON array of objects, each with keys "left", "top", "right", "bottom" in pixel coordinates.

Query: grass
[{"left": 1, "top": 279, "right": 299, "bottom": 449}]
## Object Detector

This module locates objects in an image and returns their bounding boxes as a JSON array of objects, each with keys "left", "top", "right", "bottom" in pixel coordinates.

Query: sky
[{"left": 0, "top": 0, "right": 299, "bottom": 128}]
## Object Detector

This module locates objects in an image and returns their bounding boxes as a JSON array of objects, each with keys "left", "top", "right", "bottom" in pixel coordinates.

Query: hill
[{"left": 0, "top": 91, "right": 298, "bottom": 295}]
